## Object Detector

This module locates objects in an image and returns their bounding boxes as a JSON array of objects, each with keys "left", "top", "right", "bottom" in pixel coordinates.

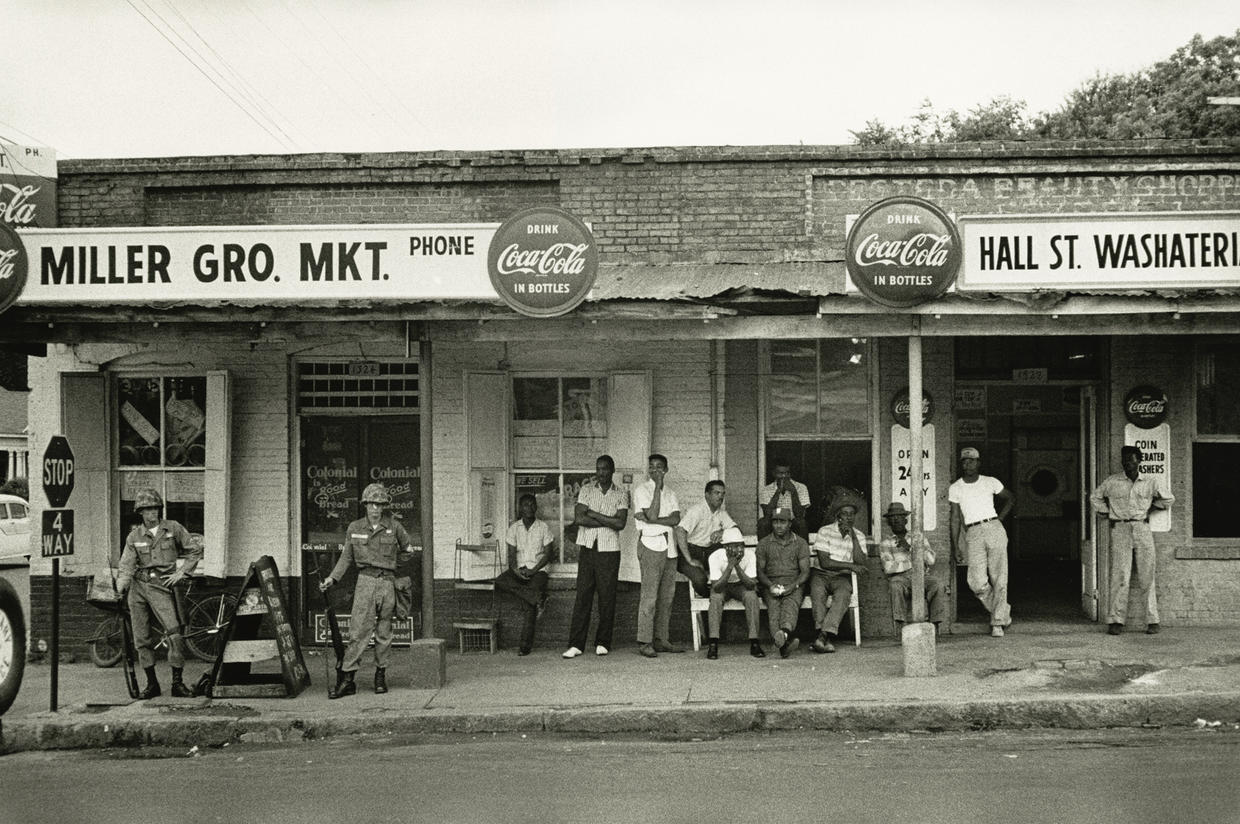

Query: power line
[{"left": 125, "top": 0, "right": 299, "bottom": 152}]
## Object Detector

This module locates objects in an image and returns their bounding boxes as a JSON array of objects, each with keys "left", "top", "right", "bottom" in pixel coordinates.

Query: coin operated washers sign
[
  {"left": 845, "top": 197, "right": 962, "bottom": 308},
  {"left": 486, "top": 206, "right": 599, "bottom": 317}
]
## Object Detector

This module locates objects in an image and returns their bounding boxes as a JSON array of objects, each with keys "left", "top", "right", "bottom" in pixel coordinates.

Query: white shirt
[
  {"left": 505, "top": 518, "right": 554, "bottom": 568},
  {"left": 632, "top": 478, "right": 681, "bottom": 558},
  {"left": 949, "top": 475, "right": 1005, "bottom": 525},
  {"left": 678, "top": 500, "right": 736, "bottom": 547},
  {"left": 760, "top": 479, "right": 810, "bottom": 511},
  {"left": 708, "top": 546, "right": 757, "bottom": 584}
]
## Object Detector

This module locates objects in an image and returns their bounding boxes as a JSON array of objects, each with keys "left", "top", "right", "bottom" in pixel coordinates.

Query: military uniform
[
  {"left": 118, "top": 518, "right": 202, "bottom": 670},
  {"left": 330, "top": 514, "right": 413, "bottom": 673}
]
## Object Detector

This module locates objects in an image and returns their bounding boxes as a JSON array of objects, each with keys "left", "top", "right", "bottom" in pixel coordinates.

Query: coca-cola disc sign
[
  {"left": 891, "top": 387, "right": 935, "bottom": 428},
  {"left": 1124, "top": 385, "right": 1168, "bottom": 429},
  {"left": 0, "top": 222, "right": 29, "bottom": 316},
  {"left": 487, "top": 206, "right": 598, "bottom": 318},
  {"left": 845, "top": 196, "right": 961, "bottom": 308}
]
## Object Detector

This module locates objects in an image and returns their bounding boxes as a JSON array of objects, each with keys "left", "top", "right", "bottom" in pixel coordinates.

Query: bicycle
[{"left": 88, "top": 577, "right": 237, "bottom": 667}]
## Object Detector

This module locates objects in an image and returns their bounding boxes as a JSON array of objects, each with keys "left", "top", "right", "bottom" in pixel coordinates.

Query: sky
[{"left": 1, "top": 0, "right": 1237, "bottom": 160}]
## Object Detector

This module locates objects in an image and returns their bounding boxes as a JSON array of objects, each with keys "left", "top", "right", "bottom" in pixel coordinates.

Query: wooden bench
[{"left": 687, "top": 540, "right": 861, "bottom": 651}]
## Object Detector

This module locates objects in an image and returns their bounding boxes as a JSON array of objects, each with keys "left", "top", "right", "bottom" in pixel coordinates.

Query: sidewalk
[{"left": 4, "top": 623, "right": 1240, "bottom": 753}]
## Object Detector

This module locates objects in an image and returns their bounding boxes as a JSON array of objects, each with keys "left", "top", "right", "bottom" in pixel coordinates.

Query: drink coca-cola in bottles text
[
  {"left": 845, "top": 197, "right": 961, "bottom": 308},
  {"left": 487, "top": 207, "right": 598, "bottom": 317}
]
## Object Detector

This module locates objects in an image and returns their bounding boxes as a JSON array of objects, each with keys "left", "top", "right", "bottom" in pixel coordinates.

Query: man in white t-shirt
[
  {"left": 704, "top": 527, "right": 766, "bottom": 660},
  {"left": 948, "top": 447, "right": 1014, "bottom": 637},
  {"left": 494, "top": 493, "right": 554, "bottom": 655},
  {"left": 633, "top": 453, "right": 683, "bottom": 658}
]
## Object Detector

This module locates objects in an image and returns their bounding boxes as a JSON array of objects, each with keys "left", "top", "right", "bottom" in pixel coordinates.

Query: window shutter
[
  {"left": 61, "top": 373, "right": 109, "bottom": 571},
  {"left": 608, "top": 372, "right": 651, "bottom": 583},
  {"left": 466, "top": 372, "right": 508, "bottom": 545},
  {"left": 202, "top": 370, "right": 231, "bottom": 578}
]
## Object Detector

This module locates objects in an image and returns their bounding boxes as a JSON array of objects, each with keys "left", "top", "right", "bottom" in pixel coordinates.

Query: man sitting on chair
[
  {"left": 809, "top": 492, "right": 869, "bottom": 654},
  {"left": 705, "top": 527, "right": 766, "bottom": 660},
  {"left": 879, "top": 501, "right": 945, "bottom": 635}
]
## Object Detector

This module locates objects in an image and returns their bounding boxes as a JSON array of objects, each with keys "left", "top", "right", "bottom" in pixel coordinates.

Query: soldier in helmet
[
  {"left": 319, "top": 482, "right": 414, "bottom": 698},
  {"left": 116, "top": 487, "right": 203, "bottom": 699}
]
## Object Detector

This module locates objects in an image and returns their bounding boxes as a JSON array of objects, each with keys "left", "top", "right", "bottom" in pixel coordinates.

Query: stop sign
[{"left": 42, "top": 435, "right": 75, "bottom": 508}]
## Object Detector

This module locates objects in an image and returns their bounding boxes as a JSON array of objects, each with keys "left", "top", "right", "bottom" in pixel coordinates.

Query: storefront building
[{"left": 3, "top": 139, "right": 1239, "bottom": 656}]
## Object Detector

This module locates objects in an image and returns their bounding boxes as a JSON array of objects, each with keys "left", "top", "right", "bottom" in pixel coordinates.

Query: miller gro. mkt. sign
[
  {"left": 487, "top": 206, "right": 598, "bottom": 317},
  {"left": 845, "top": 197, "right": 962, "bottom": 308}
]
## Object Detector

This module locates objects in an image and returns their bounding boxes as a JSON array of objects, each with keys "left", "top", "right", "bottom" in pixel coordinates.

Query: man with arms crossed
[
  {"left": 1090, "top": 445, "right": 1174, "bottom": 635},
  {"left": 675, "top": 480, "right": 736, "bottom": 598},
  {"left": 949, "top": 447, "right": 1014, "bottom": 637},
  {"left": 634, "top": 453, "right": 683, "bottom": 658},
  {"left": 563, "top": 455, "right": 629, "bottom": 659},
  {"left": 705, "top": 526, "right": 765, "bottom": 659}
]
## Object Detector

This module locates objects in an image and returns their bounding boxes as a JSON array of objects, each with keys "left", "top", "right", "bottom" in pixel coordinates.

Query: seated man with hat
[
  {"left": 879, "top": 501, "right": 946, "bottom": 634},
  {"left": 756, "top": 506, "right": 811, "bottom": 658},
  {"left": 809, "top": 491, "right": 869, "bottom": 653},
  {"left": 704, "top": 527, "right": 766, "bottom": 659}
]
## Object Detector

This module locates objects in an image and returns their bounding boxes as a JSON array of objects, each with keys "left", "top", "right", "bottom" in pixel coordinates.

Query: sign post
[{"left": 41, "top": 435, "right": 75, "bottom": 712}]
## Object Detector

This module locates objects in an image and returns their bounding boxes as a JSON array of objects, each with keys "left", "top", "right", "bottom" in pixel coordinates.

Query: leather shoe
[
  {"left": 1145, "top": 623, "right": 1160, "bottom": 635},
  {"left": 706, "top": 642, "right": 719, "bottom": 660},
  {"left": 638, "top": 643, "right": 658, "bottom": 658},
  {"left": 654, "top": 640, "right": 685, "bottom": 654},
  {"left": 1107, "top": 623, "right": 1123, "bottom": 636},
  {"left": 374, "top": 668, "right": 388, "bottom": 694},
  {"left": 170, "top": 680, "right": 192, "bottom": 698},
  {"left": 329, "top": 670, "right": 356, "bottom": 699},
  {"left": 139, "top": 681, "right": 162, "bottom": 700},
  {"left": 749, "top": 641, "right": 766, "bottom": 658}
]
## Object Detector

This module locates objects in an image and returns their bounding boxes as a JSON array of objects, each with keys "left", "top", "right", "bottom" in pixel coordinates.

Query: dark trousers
[
  {"left": 677, "top": 543, "right": 713, "bottom": 598},
  {"left": 494, "top": 569, "right": 549, "bottom": 652},
  {"left": 567, "top": 546, "right": 621, "bottom": 650}
]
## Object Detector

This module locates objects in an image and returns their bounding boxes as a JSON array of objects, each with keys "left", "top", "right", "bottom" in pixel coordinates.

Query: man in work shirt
[
  {"left": 494, "top": 493, "right": 554, "bottom": 655},
  {"left": 758, "top": 462, "right": 810, "bottom": 540},
  {"left": 674, "top": 479, "right": 736, "bottom": 598},
  {"left": 1090, "top": 445, "right": 1174, "bottom": 636},
  {"left": 633, "top": 453, "right": 683, "bottom": 658},
  {"left": 320, "top": 482, "right": 414, "bottom": 698},
  {"left": 117, "top": 487, "right": 203, "bottom": 699},
  {"left": 705, "top": 526, "right": 765, "bottom": 660},
  {"left": 949, "top": 447, "right": 1014, "bottom": 637},
  {"left": 756, "top": 507, "right": 810, "bottom": 658},
  {"left": 879, "top": 501, "right": 946, "bottom": 634},
  {"left": 809, "top": 495, "right": 869, "bottom": 653},
  {"left": 564, "top": 455, "right": 629, "bottom": 659}
]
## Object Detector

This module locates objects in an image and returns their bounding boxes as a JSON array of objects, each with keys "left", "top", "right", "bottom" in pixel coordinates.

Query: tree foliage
[{"left": 850, "top": 29, "right": 1240, "bottom": 144}]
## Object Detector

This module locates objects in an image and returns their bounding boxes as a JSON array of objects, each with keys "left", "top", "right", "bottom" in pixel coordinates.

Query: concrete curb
[{"left": 4, "top": 692, "right": 1239, "bottom": 753}]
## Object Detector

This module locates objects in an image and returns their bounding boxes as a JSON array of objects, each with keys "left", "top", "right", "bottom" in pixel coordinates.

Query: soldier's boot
[
  {"left": 139, "top": 666, "right": 161, "bottom": 700},
  {"left": 329, "top": 669, "right": 356, "bottom": 700},
  {"left": 374, "top": 668, "right": 388, "bottom": 694},
  {"left": 170, "top": 667, "right": 192, "bottom": 698}
]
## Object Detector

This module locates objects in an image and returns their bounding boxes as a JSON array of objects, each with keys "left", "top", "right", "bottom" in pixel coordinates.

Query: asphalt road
[{"left": 2, "top": 728, "right": 1238, "bottom": 824}]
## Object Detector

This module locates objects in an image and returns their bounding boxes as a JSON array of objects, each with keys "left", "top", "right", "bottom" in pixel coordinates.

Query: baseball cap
[
  {"left": 960, "top": 447, "right": 981, "bottom": 460},
  {"left": 720, "top": 526, "right": 745, "bottom": 546},
  {"left": 770, "top": 506, "right": 793, "bottom": 522}
]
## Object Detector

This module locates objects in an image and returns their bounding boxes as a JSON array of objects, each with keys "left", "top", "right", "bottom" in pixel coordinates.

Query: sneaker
[
  {"left": 1107, "top": 623, "right": 1123, "bottom": 636},
  {"left": 749, "top": 641, "right": 766, "bottom": 658},
  {"left": 990, "top": 626, "right": 1005, "bottom": 638},
  {"left": 654, "top": 640, "right": 686, "bottom": 654},
  {"left": 1146, "top": 623, "right": 1160, "bottom": 635},
  {"left": 595, "top": 645, "right": 609, "bottom": 656},
  {"left": 706, "top": 642, "right": 719, "bottom": 660},
  {"left": 638, "top": 643, "right": 658, "bottom": 658},
  {"left": 562, "top": 646, "right": 583, "bottom": 659}
]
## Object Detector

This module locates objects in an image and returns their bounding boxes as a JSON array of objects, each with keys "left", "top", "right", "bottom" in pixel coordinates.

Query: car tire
[{"left": 0, "top": 578, "right": 27, "bottom": 715}]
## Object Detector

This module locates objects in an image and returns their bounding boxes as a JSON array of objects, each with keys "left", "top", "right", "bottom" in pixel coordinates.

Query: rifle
[
  {"left": 309, "top": 561, "right": 346, "bottom": 683},
  {"left": 109, "top": 569, "right": 141, "bottom": 700}
]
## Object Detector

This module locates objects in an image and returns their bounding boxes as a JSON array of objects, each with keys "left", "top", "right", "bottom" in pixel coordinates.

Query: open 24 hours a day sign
[
  {"left": 14, "top": 223, "right": 507, "bottom": 305},
  {"left": 956, "top": 211, "right": 1240, "bottom": 290}
]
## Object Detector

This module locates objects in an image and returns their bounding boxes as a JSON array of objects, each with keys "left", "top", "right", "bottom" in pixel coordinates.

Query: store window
[
  {"left": 1193, "top": 341, "right": 1240, "bottom": 538},
  {"left": 512, "top": 376, "right": 609, "bottom": 566},
  {"left": 765, "top": 339, "right": 873, "bottom": 532},
  {"left": 115, "top": 376, "right": 207, "bottom": 540}
]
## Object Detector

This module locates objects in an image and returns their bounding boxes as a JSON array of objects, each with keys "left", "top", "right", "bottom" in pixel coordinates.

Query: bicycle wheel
[
  {"left": 184, "top": 593, "right": 237, "bottom": 663},
  {"left": 89, "top": 613, "right": 125, "bottom": 668}
]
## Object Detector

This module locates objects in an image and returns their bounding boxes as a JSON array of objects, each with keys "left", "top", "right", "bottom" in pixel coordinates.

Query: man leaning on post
[{"left": 319, "top": 482, "right": 414, "bottom": 698}]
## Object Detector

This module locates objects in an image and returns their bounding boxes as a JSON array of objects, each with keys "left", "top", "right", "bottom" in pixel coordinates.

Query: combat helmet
[
  {"left": 361, "top": 482, "right": 392, "bottom": 506},
  {"left": 133, "top": 487, "right": 164, "bottom": 512}
]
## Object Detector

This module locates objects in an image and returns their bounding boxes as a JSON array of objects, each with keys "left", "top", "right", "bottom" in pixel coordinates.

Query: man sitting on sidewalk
[
  {"left": 494, "top": 494, "right": 553, "bottom": 656},
  {"left": 756, "top": 507, "right": 810, "bottom": 658},
  {"left": 878, "top": 501, "right": 945, "bottom": 635},
  {"left": 705, "top": 527, "right": 765, "bottom": 660}
]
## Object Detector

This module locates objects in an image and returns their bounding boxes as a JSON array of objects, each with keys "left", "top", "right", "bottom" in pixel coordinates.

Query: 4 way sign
[
  {"left": 41, "top": 435, "right": 75, "bottom": 558},
  {"left": 41, "top": 509, "right": 74, "bottom": 558}
]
